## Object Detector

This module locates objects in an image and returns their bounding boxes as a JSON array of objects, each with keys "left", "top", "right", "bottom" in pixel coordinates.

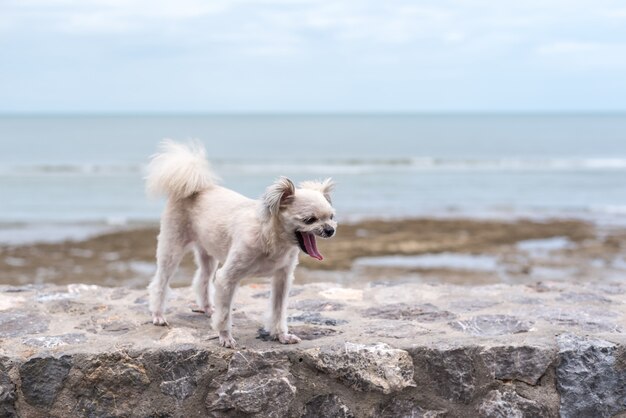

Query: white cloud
[
  {"left": 2, "top": 0, "right": 231, "bottom": 34},
  {"left": 536, "top": 41, "right": 626, "bottom": 70},
  {"left": 537, "top": 41, "right": 605, "bottom": 55},
  {"left": 2, "top": 0, "right": 626, "bottom": 111}
]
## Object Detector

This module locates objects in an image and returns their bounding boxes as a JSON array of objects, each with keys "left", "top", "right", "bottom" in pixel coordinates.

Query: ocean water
[{"left": 1, "top": 114, "right": 626, "bottom": 241}]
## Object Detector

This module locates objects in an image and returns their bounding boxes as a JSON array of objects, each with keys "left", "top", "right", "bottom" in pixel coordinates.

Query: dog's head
[{"left": 262, "top": 177, "right": 336, "bottom": 260}]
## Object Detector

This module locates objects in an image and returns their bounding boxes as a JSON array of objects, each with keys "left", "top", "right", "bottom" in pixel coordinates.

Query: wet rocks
[
  {"left": 304, "top": 342, "right": 415, "bottom": 394},
  {"left": 556, "top": 334, "right": 626, "bottom": 418}
]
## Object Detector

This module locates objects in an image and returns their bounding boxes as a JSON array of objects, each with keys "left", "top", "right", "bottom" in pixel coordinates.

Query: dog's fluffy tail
[{"left": 146, "top": 139, "right": 216, "bottom": 200}]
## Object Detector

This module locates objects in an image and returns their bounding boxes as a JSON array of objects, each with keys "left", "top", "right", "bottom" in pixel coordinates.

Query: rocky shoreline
[
  {"left": 1, "top": 280, "right": 624, "bottom": 417},
  {"left": 2, "top": 217, "right": 625, "bottom": 289}
]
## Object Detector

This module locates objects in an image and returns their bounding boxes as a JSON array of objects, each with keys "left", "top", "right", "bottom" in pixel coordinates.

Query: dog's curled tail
[{"left": 146, "top": 139, "right": 216, "bottom": 200}]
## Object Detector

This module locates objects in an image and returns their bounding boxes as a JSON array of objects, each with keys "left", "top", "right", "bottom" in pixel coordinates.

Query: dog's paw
[
  {"left": 278, "top": 333, "right": 301, "bottom": 344},
  {"left": 218, "top": 331, "right": 237, "bottom": 348},
  {"left": 152, "top": 314, "right": 169, "bottom": 326}
]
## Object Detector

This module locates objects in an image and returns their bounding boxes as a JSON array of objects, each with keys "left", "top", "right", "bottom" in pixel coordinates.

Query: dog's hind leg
[
  {"left": 268, "top": 266, "right": 301, "bottom": 344},
  {"left": 148, "top": 233, "right": 186, "bottom": 326},
  {"left": 192, "top": 247, "right": 217, "bottom": 316}
]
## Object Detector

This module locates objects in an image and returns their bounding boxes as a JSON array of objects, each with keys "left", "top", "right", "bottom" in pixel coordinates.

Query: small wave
[
  {"left": 407, "top": 157, "right": 626, "bottom": 170},
  {"left": 0, "top": 163, "right": 145, "bottom": 176},
  {"left": 2, "top": 157, "right": 626, "bottom": 176}
]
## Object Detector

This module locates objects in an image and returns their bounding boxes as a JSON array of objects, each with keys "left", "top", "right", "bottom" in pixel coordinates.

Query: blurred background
[{"left": 1, "top": 1, "right": 625, "bottom": 288}]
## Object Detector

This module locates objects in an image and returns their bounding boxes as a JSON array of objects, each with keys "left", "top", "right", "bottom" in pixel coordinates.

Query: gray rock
[
  {"left": 450, "top": 315, "right": 533, "bottom": 336},
  {"left": 0, "top": 311, "right": 49, "bottom": 338},
  {"left": 556, "top": 334, "right": 626, "bottom": 418},
  {"left": 150, "top": 348, "right": 223, "bottom": 401},
  {"left": 482, "top": 345, "right": 554, "bottom": 385},
  {"left": 302, "top": 394, "right": 354, "bottom": 418},
  {"left": 0, "top": 282, "right": 624, "bottom": 417},
  {"left": 208, "top": 351, "right": 297, "bottom": 417},
  {"left": 411, "top": 346, "right": 486, "bottom": 404},
  {"left": 375, "top": 398, "right": 447, "bottom": 418},
  {"left": 44, "top": 299, "right": 92, "bottom": 315},
  {"left": 304, "top": 342, "right": 415, "bottom": 394},
  {"left": 362, "top": 322, "right": 431, "bottom": 339},
  {"left": 449, "top": 299, "right": 500, "bottom": 312},
  {"left": 252, "top": 288, "right": 303, "bottom": 299},
  {"left": 22, "top": 333, "right": 87, "bottom": 348},
  {"left": 101, "top": 321, "right": 133, "bottom": 334},
  {"left": 0, "top": 364, "right": 16, "bottom": 418},
  {"left": 289, "top": 299, "right": 345, "bottom": 312},
  {"left": 257, "top": 326, "right": 340, "bottom": 341},
  {"left": 287, "top": 325, "right": 340, "bottom": 341},
  {"left": 538, "top": 308, "right": 622, "bottom": 333},
  {"left": 557, "top": 292, "right": 612, "bottom": 303},
  {"left": 288, "top": 312, "right": 347, "bottom": 326},
  {"left": 362, "top": 303, "right": 457, "bottom": 322},
  {"left": 19, "top": 356, "right": 72, "bottom": 407},
  {"left": 478, "top": 389, "right": 552, "bottom": 418},
  {"left": 68, "top": 353, "right": 151, "bottom": 417},
  {"left": 160, "top": 376, "right": 195, "bottom": 400}
]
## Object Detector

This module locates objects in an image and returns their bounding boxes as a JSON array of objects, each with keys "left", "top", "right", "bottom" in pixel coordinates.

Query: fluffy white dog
[{"left": 145, "top": 140, "right": 336, "bottom": 348}]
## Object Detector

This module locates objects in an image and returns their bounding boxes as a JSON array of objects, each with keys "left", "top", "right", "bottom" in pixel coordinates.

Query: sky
[{"left": 1, "top": 0, "right": 626, "bottom": 113}]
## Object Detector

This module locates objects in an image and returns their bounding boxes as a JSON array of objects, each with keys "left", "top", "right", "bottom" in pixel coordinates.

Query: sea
[{"left": 1, "top": 114, "right": 626, "bottom": 243}]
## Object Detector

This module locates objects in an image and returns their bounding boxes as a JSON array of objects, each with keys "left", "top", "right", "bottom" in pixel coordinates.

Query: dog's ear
[
  {"left": 263, "top": 177, "right": 295, "bottom": 216},
  {"left": 300, "top": 177, "right": 335, "bottom": 204}
]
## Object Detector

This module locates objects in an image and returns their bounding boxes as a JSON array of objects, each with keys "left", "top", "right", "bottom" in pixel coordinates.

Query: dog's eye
[
  {"left": 330, "top": 214, "right": 335, "bottom": 220},
  {"left": 303, "top": 217, "right": 317, "bottom": 224}
]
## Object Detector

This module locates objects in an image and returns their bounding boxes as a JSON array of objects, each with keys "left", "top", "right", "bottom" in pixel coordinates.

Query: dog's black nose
[{"left": 323, "top": 226, "right": 335, "bottom": 237}]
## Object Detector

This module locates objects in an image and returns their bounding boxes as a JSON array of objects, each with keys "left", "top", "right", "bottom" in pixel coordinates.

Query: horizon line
[{"left": 2, "top": 110, "right": 626, "bottom": 117}]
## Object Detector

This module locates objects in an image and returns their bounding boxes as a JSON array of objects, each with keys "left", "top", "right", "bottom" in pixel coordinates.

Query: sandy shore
[{"left": 1, "top": 217, "right": 625, "bottom": 288}]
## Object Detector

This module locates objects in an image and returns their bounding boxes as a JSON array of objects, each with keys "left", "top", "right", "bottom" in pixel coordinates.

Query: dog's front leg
[
  {"left": 268, "top": 266, "right": 301, "bottom": 344},
  {"left": 211, "top": 261, "right": 247, "bottom": 348}
]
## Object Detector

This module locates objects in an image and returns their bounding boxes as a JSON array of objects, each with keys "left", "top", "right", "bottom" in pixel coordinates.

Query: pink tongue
[{"left": 302, "top": 232, "right": 323, "bottom": 260}]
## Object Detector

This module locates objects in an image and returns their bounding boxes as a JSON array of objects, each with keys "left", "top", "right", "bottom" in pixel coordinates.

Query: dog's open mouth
[{"left": 295, "top": 231, "right": 323, "bottom": 260}]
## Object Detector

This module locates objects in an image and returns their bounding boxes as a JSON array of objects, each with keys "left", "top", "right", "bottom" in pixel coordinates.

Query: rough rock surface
[
  {"left": 0, "top": 280, "right": 624, "bottom": 417},
  {"left": 556, "top": 334, "right": 626, "bottom": 418},
  {"left": 303, "top": 342, "right": 415, "bottom": 394},
  {"left": 478, "top": 388, "right": 552, "bottom": 417}
]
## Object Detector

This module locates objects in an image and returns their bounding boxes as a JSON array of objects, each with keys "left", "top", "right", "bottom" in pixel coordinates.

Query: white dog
[{"left": 145, "top": 140, "right": 336, "bottom": 348}]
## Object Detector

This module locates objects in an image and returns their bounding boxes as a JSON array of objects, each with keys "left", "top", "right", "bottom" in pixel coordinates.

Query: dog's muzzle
[{"left": 322, "top": 226, "right": 335, "bottom": 238}]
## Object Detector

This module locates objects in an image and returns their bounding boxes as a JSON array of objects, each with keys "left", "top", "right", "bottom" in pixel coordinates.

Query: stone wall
[{"left": 0, "top": 281, "right": 624, "bottom": 417}]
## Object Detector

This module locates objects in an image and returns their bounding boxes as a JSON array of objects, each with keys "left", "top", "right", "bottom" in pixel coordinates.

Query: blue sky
[{"left": 1, "top": 0, "right": 626, "bottom": 113}]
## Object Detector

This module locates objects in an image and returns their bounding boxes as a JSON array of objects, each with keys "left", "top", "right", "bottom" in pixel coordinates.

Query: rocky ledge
[{"left": 0, "top": 280, "right": 624, "bottom": 418}]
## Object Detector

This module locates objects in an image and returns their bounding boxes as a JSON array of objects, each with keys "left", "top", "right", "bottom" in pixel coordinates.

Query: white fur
[
  {"left": 146, "top": 140, "right": 337, "bottom": 348},
  {"left": 145, "top": 139, "right": 217, "bottom": 200}
]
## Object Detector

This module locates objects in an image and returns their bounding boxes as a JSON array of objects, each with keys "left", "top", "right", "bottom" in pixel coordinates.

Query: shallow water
[
  {"left": 2, "top": 114, "right": 626, "bottom": 241},
  {"left": 354, "top": 253, "right": 500, "bottom": 271}
]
